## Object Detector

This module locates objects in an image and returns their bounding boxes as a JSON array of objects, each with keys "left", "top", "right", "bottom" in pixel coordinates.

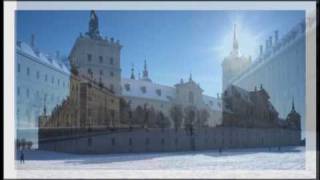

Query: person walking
[{"left": 20, "top": 150, "right": 25, "bottom": 164}]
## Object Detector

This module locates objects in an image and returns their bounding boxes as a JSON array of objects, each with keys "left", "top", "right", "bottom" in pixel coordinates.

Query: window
[
  {"left": 17, "top": 63, "right": 20, "bottom": 73},
  {"left": 124, "top": 84, "right": 130, "bottom": 91},
  {"left": 129, "top": 138, "right": 132, "bottom": 146},
  {"left": 99, "top": 56, "right": 103, "bottom": 63},
  {"left": 110, "top": 84, "right": 114, "bottom": 92},
  {"left": 36, "top": 71, "right": 40, "bottom": 79},
  {"left": 88, "top": 108, "right": 92, "bottom": 117},
  {"left": 63, "top": 82, "right": 65, "bottom": 87},
  {"left": 26, "top": 67, "right": 30, "bottom": 76},
  {"left": 88, "top": 68, "right": 92, "bottom": 76},
  {"left": 110, "top": 57, "right": 114, "bottom": 65},
  {"left": 110, "top": 110, "right": 115, "bottom": 119},
  {"left": 26, "top": 89, "right": 29, "bottom": 98},
  {"left": 111, "top": 138, "right": 116, "bottom": 146},
  {"left": 110, "top": 71, "right": 114, "bottom": 77},
  {"left": 161, "top": 138, "right": 165, "bottom": 145},
  {"left": 156, "top": 89, "right": 161, "bottom": 96},
  {"left": 87, "top": 54, "right": 92, "bottom": 62},
  {"left": 141, "top": 86, "right": 146, "bottom": 94},
  {"left": 87, "top": 138, "right": 92, "bottom": 147},
  {"left": 57, "top": 79, "right": 60, "bottom": 86},
  {"left": 99, "top": 70, "right": 103, "bottom": 76},
  {"left": 51, "top": 76, "right": 54, "bottom": 84},
  {"left": 17, "top": 87, "right": 20, "bottom": 96},
  {"left": 45, "top": 74, "right": 48, "bottom": 82}
]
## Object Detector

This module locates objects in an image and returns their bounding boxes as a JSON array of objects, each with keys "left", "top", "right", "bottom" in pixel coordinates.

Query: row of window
[
  {"left": 87, "top": 54, "right": 115, "bottom": 65},
  {"left": 87, "top": 68, "right": 115, "bottom": 77},
  {"left": 17, "top": 63, "right": 67, "bottom": 87},
  {"left": 124, "top": 83, "right": 162, "bottom": 96},
  {"left": 17, "top": 86, "right": 64, "bottom": 104}
]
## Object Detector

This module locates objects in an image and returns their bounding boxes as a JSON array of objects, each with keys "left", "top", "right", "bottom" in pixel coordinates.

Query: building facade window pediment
[
  {"left": 141, "top": 86, "right": 146, "bottom": 94},
  {"left": 124, "top": 83, "right": 130, "bottom": 91},
  {"left": 156, "top": 89, "right": 162, "bottom": 96}
]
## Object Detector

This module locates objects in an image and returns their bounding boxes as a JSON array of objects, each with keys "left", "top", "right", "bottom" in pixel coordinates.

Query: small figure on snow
[{"left": 19, "top": 150, "right": 25, "bottom": 164}]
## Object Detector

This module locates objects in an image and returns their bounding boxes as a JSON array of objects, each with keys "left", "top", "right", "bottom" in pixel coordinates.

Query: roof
[
  {"left": 121, "top": 78, "right": 176, "bottom": 102},
  {"left": 16, "top": 41, "right": 70, "bottom": 75},
  {"left": 225, "top": 85, "right": 253, "bottom": 104},
  {"left": 202, "top": 94, "right": 222, "bottom": 111}
]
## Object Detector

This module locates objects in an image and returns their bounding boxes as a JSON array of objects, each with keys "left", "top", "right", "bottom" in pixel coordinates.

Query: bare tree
[
  {"left": 170, "top": 105, "right": 183, "bottom": 131},
  {"left": 156, "top": 111, "right": 171, "bottom": 129},
  {"left": 184, "top": 106, "right": 196, "bottom": 135},
  {"left": 195, "top": 109, "right": 210, "bottom": 128}
]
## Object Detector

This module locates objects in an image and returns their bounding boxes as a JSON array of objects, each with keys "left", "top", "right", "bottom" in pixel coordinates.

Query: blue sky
[{"left": 16, "top": 10, "right": 304, "bottom": 97}]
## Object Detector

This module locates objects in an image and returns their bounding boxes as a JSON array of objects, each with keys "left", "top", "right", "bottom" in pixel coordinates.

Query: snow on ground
[{"left": 16, "top": 146, "right": 305, "bottom": 170}]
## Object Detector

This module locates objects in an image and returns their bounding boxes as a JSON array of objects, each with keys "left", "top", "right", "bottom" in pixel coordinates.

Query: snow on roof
[
  {"left": 121, "top": 78, "right": 176, "bottom": 102},
  {"left": 17, "top": 41, "right": 37, "bottom": 57},
  {"left": 16, "top": 41, "right": 70, "bottom": 75},
  {"left": 202, "top": 95, "right": 222, "bottom": 111}
]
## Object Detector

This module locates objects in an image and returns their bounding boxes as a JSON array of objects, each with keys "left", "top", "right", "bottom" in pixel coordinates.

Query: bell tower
[{"left": 222, "top": 24, "right": 251, "bottom": 92}]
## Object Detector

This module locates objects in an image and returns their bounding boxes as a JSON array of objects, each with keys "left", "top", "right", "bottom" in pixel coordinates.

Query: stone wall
[{"left": 39, "top": 127, "right": 301, "bottom": 154}]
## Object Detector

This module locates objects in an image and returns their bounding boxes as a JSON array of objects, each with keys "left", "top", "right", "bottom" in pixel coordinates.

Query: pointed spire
[
  {"left": 291, "top": 97, "right": 295, "bottom": 111},
  {"left": 130, "top": 63, "right": 135, "bottom": 80},
  {"left": 260, "top": 84, "right": 263, "bottom": 90},
  {"left": 142, "top": 58, "right": 149, "bottom": 79},
  {"left": 189, "top": 73, "right": 193, "bottom": 82},
  {"left": 31, "top": 33, "right": 35, "bottom": 48},
  {"left": 43, "top": 95, "right": 47, "bottom": 116},
  {"left": 233, "top": 24, "right": 238, "bottom": 50}
]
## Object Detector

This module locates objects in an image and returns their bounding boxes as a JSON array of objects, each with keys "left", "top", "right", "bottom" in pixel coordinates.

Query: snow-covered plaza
[{"left": 16, "top": 146, "right": 305, "bottom": 171}]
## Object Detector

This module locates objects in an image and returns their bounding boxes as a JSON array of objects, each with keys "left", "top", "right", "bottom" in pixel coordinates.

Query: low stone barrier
[{"left": 38, "top": 127, "right": 301, "bottom": 154}]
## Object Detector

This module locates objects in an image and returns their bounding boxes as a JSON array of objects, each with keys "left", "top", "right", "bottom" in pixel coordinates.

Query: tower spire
[
  {"left": 130, "top": 63, "right": 135, "bottom": 80},
  {"left": 232, "top": 24, "right": 239, "bottom": 56},
  {"left": 86, "top": 10, "right": 100, "bottom": 39},
  {"left": 189, "top": 72, "right": 193, "bottom": 82},
  {"left": 143, "top": 58, "right": 149, "bottom": 79},
  {"left": 141, "top": 58, "right": 151, "bottom": 82},
  {"left": 291, "top": 97, "right": 295, "bottom": 111}
]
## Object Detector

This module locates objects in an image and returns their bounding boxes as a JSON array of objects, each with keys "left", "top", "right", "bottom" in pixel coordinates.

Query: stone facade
[
  {"left": 39, "top": 72, "right": 120, "bottom": 130},
  {"left": 221, "top": 13, "right": 316, "bottom": 137},
  {"left": 221, "top": 85, "right": 300, "bottom": 129},
  {"left": 69, "top": 11, "right": 122, "bottom": 95},
  {"left": 15, "top": 39, "right": 70, "bottom": 148}
]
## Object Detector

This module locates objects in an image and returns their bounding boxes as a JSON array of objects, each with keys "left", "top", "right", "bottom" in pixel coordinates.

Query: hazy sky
[{"left": 16, "top": 10, "right": 304, "bottom": 97}]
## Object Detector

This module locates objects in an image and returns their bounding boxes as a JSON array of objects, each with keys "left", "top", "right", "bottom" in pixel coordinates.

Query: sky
[{"left": 16, "top": 10, "right": 304, "bottom": 97}]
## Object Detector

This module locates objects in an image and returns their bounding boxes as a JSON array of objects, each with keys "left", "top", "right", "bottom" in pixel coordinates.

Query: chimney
[
  {"left": 259, "top": 45, "right": 263, "bottom": 56},
  {"left": 269, "top": 36, "right": 273, "bottom": 47},
  {"left": 274, "top": 30, "right": 279, "bottom": 44},
  {"left": 31, "top": 34, "right": 35, "bottom": 48}
]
